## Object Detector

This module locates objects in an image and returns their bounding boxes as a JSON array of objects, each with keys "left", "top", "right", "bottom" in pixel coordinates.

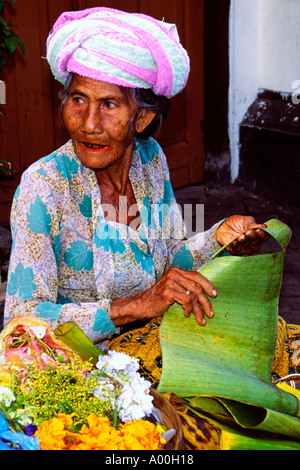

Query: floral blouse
[{"left": 4, "top": 138, "right": 221, "bottom": 342}]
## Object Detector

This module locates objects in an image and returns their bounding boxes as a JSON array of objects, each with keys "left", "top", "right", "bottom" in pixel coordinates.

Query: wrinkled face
[{"left": 62, "top": 75, "right": 139, "bottom": 170}]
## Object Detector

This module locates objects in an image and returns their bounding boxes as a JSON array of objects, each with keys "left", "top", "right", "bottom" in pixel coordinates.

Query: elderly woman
[{"left": 4, "top": 8, "right": 267, "bottom": 347}]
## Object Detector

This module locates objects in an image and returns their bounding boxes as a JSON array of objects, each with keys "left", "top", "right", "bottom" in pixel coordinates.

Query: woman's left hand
[{"left": 215, "top": 215, "right": 269, "bottom": 255}]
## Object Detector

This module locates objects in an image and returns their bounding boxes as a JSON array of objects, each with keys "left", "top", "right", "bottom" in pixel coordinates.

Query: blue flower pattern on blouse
[
  {"left": 36, "top": 302, "right": 63, "bottom": 322},
  {"left": 7, "top": 262, "right": 37, "bottom": 299},
  {"left": 92, "top": 308, "right": 117, "bottom": 333},
  {"left": 55, "top": 153, "right": 78, "bottom": 180},
  {"left": 171, "top": 246, "right": 194, "bottom": 271},
  {"left": 27, "top": 195, "right": 52, "bottom": 235},
  {"left": 79, "top": 194, "right": 92, "bottom": 218},
  {"left": 129, "top": 241, "right": 154, "bottom": 276},
  {"left": 94, "top": 222, "right": 126, "bottom": 254},
  {"left": 64, "top": 240, "right": 93, "bottom": 271}
]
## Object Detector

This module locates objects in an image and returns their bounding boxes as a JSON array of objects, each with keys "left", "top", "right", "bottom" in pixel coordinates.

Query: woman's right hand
[{"left": 110, "top": 267, "right": 217, "bottom": 327}]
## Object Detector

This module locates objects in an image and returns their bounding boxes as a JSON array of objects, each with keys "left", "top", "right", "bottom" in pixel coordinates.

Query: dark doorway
[{"left": 204, "top": 0, "right": 230, "bottom": 156}]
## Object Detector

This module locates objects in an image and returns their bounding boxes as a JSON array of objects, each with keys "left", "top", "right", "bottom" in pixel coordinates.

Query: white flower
[
  {"left": 29, "top": 326, "right": 47, "bottom": 339},
  {"left": 108, "top": 351, "right": 139, "bottom": 372},
  {"left": 15, "top": 409, "right": 33, "bottom": 426},
  {"left": 7, "top": 407, "right": 34, "bottom": 426},
  {"left": 95, "top": 355, "right": 109, "bottom": 372},
  {"left": 96, "top": 351, "right": 139, "bottom": 377},
  {"left": 117, "top": 376, "right": 153, "bottom": 422},
  {"left": 0, "top": 386, "right": 16, "bottom": 407},
  {"left": 93, "top": 377, "right": 117, "bottom": 406},
  {"left": 94, "top": 351, "right": 154, "bottom": 423}
]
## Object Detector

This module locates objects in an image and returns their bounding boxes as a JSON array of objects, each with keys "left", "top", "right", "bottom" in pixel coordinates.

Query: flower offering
[{"left": 0, "top": 316, "right": 169, "bottom": 450}]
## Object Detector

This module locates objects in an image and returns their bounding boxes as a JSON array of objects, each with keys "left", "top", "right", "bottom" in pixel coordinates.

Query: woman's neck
[{"left": 95, "top": 153, "right": 141, "bottom": 228}]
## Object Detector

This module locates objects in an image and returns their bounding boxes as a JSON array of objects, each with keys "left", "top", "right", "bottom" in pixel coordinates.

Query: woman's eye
[
  {"left": 73, "top": 96, "right": 84, "bottom": 104},
  {"left": 104, "top": 101, "right": 116, "bottom": 109}
]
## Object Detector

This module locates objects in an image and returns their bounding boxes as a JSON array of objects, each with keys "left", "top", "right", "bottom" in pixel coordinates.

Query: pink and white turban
[{"left": 46, "top": 7, "right": 190, "bottom": 98}]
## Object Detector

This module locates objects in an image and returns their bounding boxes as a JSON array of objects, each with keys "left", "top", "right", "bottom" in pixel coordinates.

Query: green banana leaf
[
  {"left": 188, "top": 396, "right": 300, "bottom": 450},
  {"left": 54, "top": 321, "right": 104, "bottom": 364},
  {"left": 158, "top": 219, "right": 300, "bottom": 447},
  {"left": 187, "top": 399, "right": 300, "bottom": 450},
  {"left": 220, "top": 430, "right": 300, "bottom": 450},
  {"left": 191, "top": 394, "right": 300, "bottom": 439}
]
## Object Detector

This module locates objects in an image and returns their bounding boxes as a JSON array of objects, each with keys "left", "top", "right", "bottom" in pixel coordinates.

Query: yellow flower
[
  {"left": 35, "top": 414, "right": 71, "bottom": 450},
  {"left": 121, "top": 420, "right": 167, "bottom": 450},
  {"left": 34, "top": 413, "right": 167, "bottom": 450}
]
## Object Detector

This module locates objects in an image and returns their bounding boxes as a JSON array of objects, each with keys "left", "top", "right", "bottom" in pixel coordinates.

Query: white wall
[
  {"left": 228, "top": 0, "right": 260, "bottom": 181},
  {"left": 229, "top": 0, "right": 300, "bottom": 181},
  {"left": 259, "top": 0, "right": 300, "bottom": 93}
]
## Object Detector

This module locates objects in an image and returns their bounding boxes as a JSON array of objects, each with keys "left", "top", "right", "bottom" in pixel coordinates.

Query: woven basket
[{"left": 150, "top": 389, "right": 185, "bottom": 450}]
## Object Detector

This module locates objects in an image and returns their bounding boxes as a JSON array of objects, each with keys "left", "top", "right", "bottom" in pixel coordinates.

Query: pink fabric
[
  {"left": 46, "top": 7, "right": 190, "bottom": 98},
  {"left": 80, "top": 47, "right": 157, "bottom": 85},
  {"left": 66, "top": 57, "right": 145, "bottom": 89}
]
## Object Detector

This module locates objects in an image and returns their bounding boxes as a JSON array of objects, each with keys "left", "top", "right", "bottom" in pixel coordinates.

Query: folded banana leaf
[
  {"left": 158, "top": 219, "right": 300, "bottom": 448},
  {"left": 54, "top": 321, "right": 104, "bottom": 364},
  {"left": 220, "top": 430, "right": 300, "bottom": 450},
  {"left": 188, "top": 393, "right": 300, "bottom": 450}
]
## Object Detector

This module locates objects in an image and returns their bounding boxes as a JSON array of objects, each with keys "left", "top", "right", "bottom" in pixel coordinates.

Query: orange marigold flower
[
  {"left": 121, "top": 420, "right": 167, "bottom": 450},
  {"left": 34, "top": 415, "right": 70, "bottom": 450},
  {"left": 34, "top": 413, "right": 167, "bottom": 450}
]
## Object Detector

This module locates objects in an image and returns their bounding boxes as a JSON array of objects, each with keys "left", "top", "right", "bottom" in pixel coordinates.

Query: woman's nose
[{"left": 82, "top": 105, "right": 103, "bottom": 133}]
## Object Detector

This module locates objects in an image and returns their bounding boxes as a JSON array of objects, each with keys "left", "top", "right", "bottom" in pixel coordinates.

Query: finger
[
  {"left": 229, "top": 241, "right": 264, "bottom": 255},
  {"left": 182, "top": 292, "right": 208, "bottom": 326},
  {"left": 237, "top": 227, "right": 268, "bottom": 245},
  {"left": 180, "top": 270, "right": 218, "bottom": 298},
  {"left": 183, "top": 281, "right": 215, "bottom": 318},
  {"left": 228, "top": 239, "right": 245, "bottom": 251},
  {"left": 236, "top": 234, "right": 249, "bottom": 244},
  {"left": 248, "top": 223, "right": 267, "bottom": 229},
  {"left": 226, "top": 242, "right": 246, "bottom": 255},
  {"left": 244, "top": 229, "right": 258, "bottom": 240},
  {"left": 192, "top": 301, "right": 208, "bottom": 326},
  {"left": 175, "top": 288, "right": 212, "bottom": 325},
  {"left": 196, "top": 291, "right": 214, "bottom": 319},
  {"left": 239, "top": 229, "right": 261, "bottom": 242},
  {"left": 171, "top": 289, "right": 199, "bottom": 318},
  {"left": 165, "top": 269, "right": 216, "bottom": 321},
  {"left": 184, "top": 285, "right": 215, "bottom": 320},
  {"left": 255, "top": 228, "right": 269, "bottom": 239},
  {"left": 182, "top": 292, "right": 195, "bottom": 318}
]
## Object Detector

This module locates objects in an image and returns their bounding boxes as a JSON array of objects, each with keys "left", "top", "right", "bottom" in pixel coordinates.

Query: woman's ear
[{"left": 135, "top": 109, "right": 156, "bottom": 133}]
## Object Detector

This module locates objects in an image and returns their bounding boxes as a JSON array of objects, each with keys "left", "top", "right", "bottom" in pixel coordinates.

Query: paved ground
[{"left": 0, "top": 180, "right": 299, "bottom": 328}]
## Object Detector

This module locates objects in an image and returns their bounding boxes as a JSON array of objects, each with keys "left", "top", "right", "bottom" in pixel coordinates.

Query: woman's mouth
[{"left": 79, "top": 142, "right": 109, "bottom": 150}]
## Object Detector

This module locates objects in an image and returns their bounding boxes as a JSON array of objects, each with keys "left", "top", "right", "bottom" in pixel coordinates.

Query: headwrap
[{"left": 46, "top": 7, "right": 190, "bottom": 98}]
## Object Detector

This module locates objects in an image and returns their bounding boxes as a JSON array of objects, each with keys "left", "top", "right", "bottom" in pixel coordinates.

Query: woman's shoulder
[
  {"left": 134, "top": 137, "right": 164, "bottom": 165},
  {"left": 21, "top": 140, "right": 78, "bottom": 181},
  {"left": 14, "top": 141, "right": 82, "bottom": 214}
]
